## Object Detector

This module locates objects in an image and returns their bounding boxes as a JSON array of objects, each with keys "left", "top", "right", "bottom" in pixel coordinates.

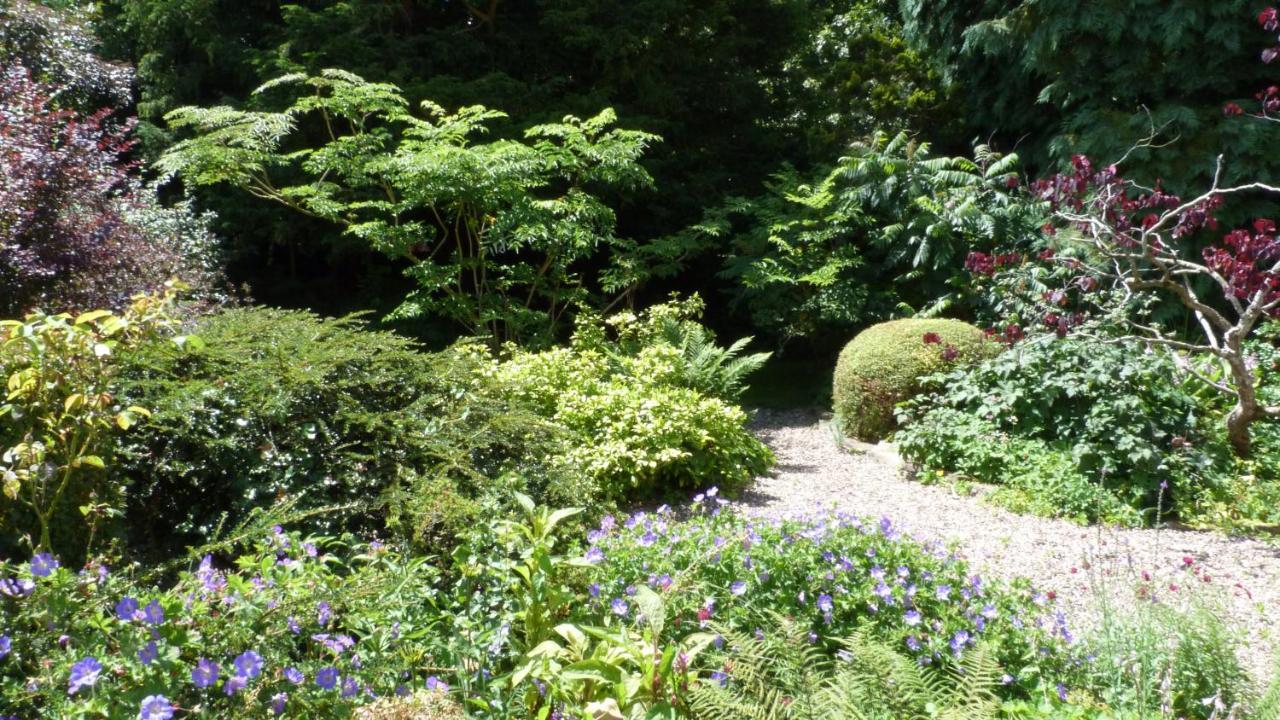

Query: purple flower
[
  {"left": 68, "top": 657, "right": 102, "bottom": 695},
  {"left": 817, "top": 594, "right": 833, "bottom": 614},
  {"left": 224, "top": 675, "right": 246, "bottom": 696},
  {"left": 0, "top": 578, "right": 34, "bottom": 598},
  {"left": 284, "top": 667, "right": 304, "bottom": 685},
  {"left": 137, "top": 641, "right": 158, "bottom": 666},
  {"left": 315, "top": 666, "right": 339, "bottom": 690},
  {"left": 115, "top": 597, "right": 141, "bottom": 622},
  {"left": 426, "top": 675, "right": 448, "bottom": 692},
  {"left": 143, "top": 600, "right": 164, "bottom": 625},
  {"left": 904, "top": 610, "right": 922, "bottom": 626},
  {"left": 588, "top": 583, "right": 600, "bottom": 598},
  {"left": 950, "top": 630, "right": 970, "bottom": 655},
  {"left": 936, "top": 584, "right": 951, "bottom": 601},
  {"left": 730, "top": 581, "right": 747, "bottom": 596},
  {"left": 317, "top": 602, "right": 333, "bottom": 627},
  {"left": 287, "top": 616, "right": 300, "bottom": 634},
  {"left": 270, "top": 692, "right": 288, "bottom": 716},
  {"left": 638, "top": 531, "right": 658, "bottom": 547},
  {"left": 710, "top": 670, "right": 728, "bottom": 687},
  {"left": 191, "top": 658, "right": 219, "bottom": 688},
  {"left": 611, "top": 598, "right": 629, "bottom": 617},
  {"left": 340, "top": 675, "right": 360, "bottom": 698},
  {"left": 138, "top": 695, "right": 173, "bottom": 720},
  {"left": 905, "top": 635, "right": 920, "bottom": 652},
  {"left": 583, "top": 547, "right": 604, "bottom": 564},
  {"left": 0, "top": 635, "right": 10, "bottom": 659},
  {"left": 1057, "top": 683, "right": 1068, "bottom": 702},
  {"left": 29, "top": 553, "right": 57, "bottom": 578},
  {"left": 233, "top": 650, "right": 263, "bottom": 678}
]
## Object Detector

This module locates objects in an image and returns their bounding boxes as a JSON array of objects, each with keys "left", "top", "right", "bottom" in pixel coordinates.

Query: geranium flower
[
  {"left": 29, "top": 553, "right": 57, "bottom": 578},
  {"left": 138, "top": 695, "right": 173, "bottom": 720},
  {"left": 223, "top": 675, "right": 246, "bottom": 696},
  {"left": 904, "top": 610, "right": 922, "bottom": 626},
  {"left": 68, "top": 657, "right": 102, "bottom": 695},
  {"left": 0, "top": 635, "right": 10, "bottom": 659},
  {"left": 233, "top": 650, "right": 263, "bottom": 678},
  {"left": 270, "top": 692, "right": 288, "bottom": 716},
  {"left": 426, "top": 675, "right": 448, "bottom": 692},
  {"left": 191, "top": 658, "right": 219, "bottom": 688},
  {"left": 142, "top": 600, "right": 164, "bottom": 625},
  {"left": 611, "top": 598, "right": 629, "bottom": 617},
  {"left": 730, "top": 581, "right": 747, "bottom": 596},
  {"left": 284, "top": 667, "right": 304, "bottom": 685},
  {"left": 115, "top": 597, "right": 141, "bottom": 622},
  {"left": 315, "top": 667, "right": 339, "bottom": 690},
  {"left": 137, "top": 641, "right": 158, "bottom": 666}
]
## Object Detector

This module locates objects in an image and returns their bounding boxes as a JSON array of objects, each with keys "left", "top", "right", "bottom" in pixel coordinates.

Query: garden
[{"left": 3, "top": 0, "right": 1280, "bottom": 717}]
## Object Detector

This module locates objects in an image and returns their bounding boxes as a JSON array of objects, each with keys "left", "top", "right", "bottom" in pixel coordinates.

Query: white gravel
[{"left": 735, "top": 409, "right": 1280, "bottom": 680}]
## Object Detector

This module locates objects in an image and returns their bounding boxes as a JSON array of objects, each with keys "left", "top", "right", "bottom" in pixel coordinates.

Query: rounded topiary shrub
[{"left": 833, "top": 318, "right": 989, "bottom": 441}]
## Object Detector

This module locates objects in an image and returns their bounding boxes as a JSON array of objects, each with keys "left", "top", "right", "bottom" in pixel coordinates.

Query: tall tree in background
[{"left": 900, "top": 0, "right": 1278, "bottom": 193}]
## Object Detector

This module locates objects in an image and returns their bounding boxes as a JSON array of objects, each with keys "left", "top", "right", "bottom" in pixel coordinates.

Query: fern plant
[
  {"left": 689, "top": 615, "right": 1004, "bottom": 720},
  {"left": 653, "top": 317, "right": 771, "bottom": 403}
]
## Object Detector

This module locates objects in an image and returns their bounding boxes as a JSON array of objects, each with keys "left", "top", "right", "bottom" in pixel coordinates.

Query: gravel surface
[{"left": 735, "top": 408, "right": 1280, "bottom": 679}]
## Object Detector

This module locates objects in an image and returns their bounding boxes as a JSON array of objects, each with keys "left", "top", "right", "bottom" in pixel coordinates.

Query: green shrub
[
  {"left": 484, "top": 301, "right": 774, "bottom": 504},
  {"left": 113, "top": 307, "right": 565, "bottom": 558},
  {"left": 0, "top": 289, "right": 182, "bottom": 564},
  {"left": 833, "top": 318, "right": 989, "bottom": 441},
  {"left": 896, "top": 336, "right": 1217, "bottom": 524}
]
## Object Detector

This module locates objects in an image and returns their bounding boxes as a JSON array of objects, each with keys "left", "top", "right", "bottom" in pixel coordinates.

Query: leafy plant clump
[
  {"left": 481, "top": 299, "right": 774, "bottom": 506},
  {"left": 833, "top": 317, "right": 991, "bottom": 441},
  {"left": 896, "top": 336, "right": 1218, "bottom": 525}
]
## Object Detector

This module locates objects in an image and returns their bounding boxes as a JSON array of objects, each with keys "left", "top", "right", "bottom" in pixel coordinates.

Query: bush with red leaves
[{"left": 0, "top": 65, "right": 220, "bottom": 315}]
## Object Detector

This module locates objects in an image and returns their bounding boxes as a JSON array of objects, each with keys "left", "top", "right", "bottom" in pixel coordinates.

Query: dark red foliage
[
  {"left": 921, "top": 332, "right": 941, "bottom": 345},
  {"left": 0, "top": 66, "right": 191, "bottom": 314},
  {"left": 939, "top": 345, "right": 959, "bottom": 361},
  {"left": 1203, "top": 223, "right": 1280, "bottom": 311}
]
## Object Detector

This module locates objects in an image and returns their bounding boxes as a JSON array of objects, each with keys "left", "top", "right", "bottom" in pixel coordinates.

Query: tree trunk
[{"left": 1226, "top": 401, "right": 1254, "bottom": 458}]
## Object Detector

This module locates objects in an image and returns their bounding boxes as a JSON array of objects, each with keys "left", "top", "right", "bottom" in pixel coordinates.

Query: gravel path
[{"left": 736, "top": 409, "right": 1280, "bottom": 679}]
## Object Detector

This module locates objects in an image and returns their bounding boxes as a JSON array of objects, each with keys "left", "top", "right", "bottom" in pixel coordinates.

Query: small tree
[
  {"left": 975, "top": 155, "right": 1280, "bottom": 457},
  {"left": 159, "top": 70, "right": 660, "bottom": 343}
]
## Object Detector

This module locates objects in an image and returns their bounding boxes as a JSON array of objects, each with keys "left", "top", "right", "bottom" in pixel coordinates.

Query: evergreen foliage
[{"left": 899, "top": 0, "right": 1277, "bottom": 192}]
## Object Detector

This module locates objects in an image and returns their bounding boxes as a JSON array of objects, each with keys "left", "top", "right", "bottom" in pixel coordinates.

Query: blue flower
[
  {"left": 817, "top": 594, "right": 833, "bottom": 614},
  {"left": 233, "top": 650, "right": 263, "bottom": 678},
  {"left": 426, "top": 675, "right": 449, "bottom": 692},
  {"left": 29, "top": 553, "right": 57, "bottom": 578},
  {"left": 115, "top": 597, "right": 141, "bottom": 622},
  {"left": 710, "top": 670, "right": 728, "bottom": 687},
  {"left": 0, "top": 635, "right": 10, "bottom": 659},
  {"left": 287, "top": 616, "right": 300, "bottom": 634},
  {"left": 588, "top": 583, "right": 600, "bottom": 598},
  {"left": 284, "top": 667, "right": 304, "bottom": 685},
  {"left": 935, "top": 584, "right": 951, "bottom": 601},
  {"left": 904, "top": 610, "right": 922, "bottom": 626},
  {"left": 583, "top": 547, "right": 604, "bottom": 564},
  {"left": 0, "top": 578, "right": 34, "bottom": 598},
  {"left": 950, "top": 630, "right": 970, "bottom": 655},
  {"left": 138, "top": 695, "right": 173, "bottom": 720},
  {"left": 191, "top": 658, "right": 219, "bottom": 688},
  {"left": 317, "top": 601, "right": 333, "bottom": 627},
  {"left": 730, "top": 581, "right": 747, "bottom": 596},
  {"left": 905, "top": 636, "right": 920, "bottom": 652},
  {"left": 142, "top": 600, "right": 164, "bottom": 625},
  {"left": 270, "top": 692, "right": 288, "bottom": 716},
  {"left": 1057, "top": 683, "right": 1068, "bottom": 702},
  {"left": 340, "top": 675, "right": 360, "bottom": 698},
  {"left": 315, "top": 666, "right": 339, "bottom": 690},
  {"left": 68, "top": 657, "right": 102, "bottom": 695},
  {"left": 611, "top": 598, "right": 629, "bottom": 617},
  {"left": 223, "top": 674, "right": 246, "bottom": 696},
  {"left": 137, "top": 641, "right": 158, "bottom": 666}
]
